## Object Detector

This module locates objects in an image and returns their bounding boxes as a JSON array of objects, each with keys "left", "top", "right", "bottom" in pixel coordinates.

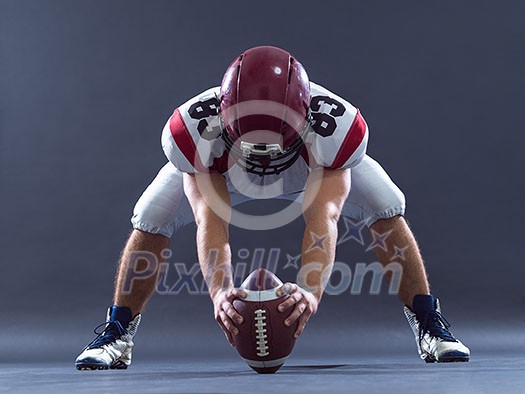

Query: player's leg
[
  {"left": 76, "top": 163, "right": 193, "bottom": 370},
  {"left": 113, "top": 230, "right": 170, "bottom": 316},
  {"left": 344, "top": 155, "right": 469, "bottom": 362},
  {"left": 346, "top": 157, "right": 430, "bottom": 306},
  {"left": 342, "top": 156, "right": 429, "bottom": 305},
  {"left": 370, "top": 215, "right": 429, "bottom": 305}
]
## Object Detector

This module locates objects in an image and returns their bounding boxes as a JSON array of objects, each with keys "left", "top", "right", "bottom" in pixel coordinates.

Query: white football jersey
[{"left": 161, "top": 82, "right": 369, "bottom": 196}]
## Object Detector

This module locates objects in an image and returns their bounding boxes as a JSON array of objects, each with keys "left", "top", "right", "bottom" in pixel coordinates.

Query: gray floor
[
  {"left": 2, "top": 311, "right": 524, "bottom": 393},
  {"left": 2, "top": 353, "right": 524, "bottom": 394},
  {"left": 2, "top": 322, "right": 525, "bottom": 393}
]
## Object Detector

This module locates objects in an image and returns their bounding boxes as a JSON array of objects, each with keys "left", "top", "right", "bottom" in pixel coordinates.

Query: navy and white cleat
[
  {"left": 404, "top": 295, "right": 470, "bottom": 363},
  {"left": 75, "top": 306, "right": 141, "bottom": 370}
]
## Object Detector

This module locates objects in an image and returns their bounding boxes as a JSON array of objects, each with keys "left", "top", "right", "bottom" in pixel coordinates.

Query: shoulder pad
[
  {"left": 307, "top": 82, "right": 368, "bottom": 169},
  {"left": 161, "top": 87, "right": 228, "bottom": 173}
]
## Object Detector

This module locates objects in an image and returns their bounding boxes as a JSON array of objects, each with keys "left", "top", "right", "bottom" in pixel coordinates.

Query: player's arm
[
  {"left": 278, "top": 168, "right": 351, "bottom": 338},
  {"left": 183, "top": 172, "right": 246, "bottom": 346}
]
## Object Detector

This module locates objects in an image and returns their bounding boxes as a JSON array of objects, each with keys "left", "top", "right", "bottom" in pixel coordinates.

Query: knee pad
[
  {"left": 366, "top": 185, "right": 406, "bottom": 224},
  {"left": 130, "top": 164, "right": 188, "bottom": 238},
  {"left": 131, "top": 196, "right": 178, "bottom": 238}
]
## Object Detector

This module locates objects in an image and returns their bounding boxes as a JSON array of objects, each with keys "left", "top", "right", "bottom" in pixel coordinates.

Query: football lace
[{"left": 254, "top": 309, "right": 269, "bottom": 357}]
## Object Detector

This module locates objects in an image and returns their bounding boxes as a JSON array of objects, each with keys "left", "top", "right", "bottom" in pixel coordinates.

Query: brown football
[{"left": 232, "top": 268, "right": 298, "bottom": 374}]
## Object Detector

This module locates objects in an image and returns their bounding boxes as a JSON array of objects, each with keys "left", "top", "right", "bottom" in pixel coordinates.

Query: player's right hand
[
  {"left": 277, "top": 282, "right": 319, "bottom": 339},
  {"left": 211, "top": 287, "right": 247, "bottom": 347}
]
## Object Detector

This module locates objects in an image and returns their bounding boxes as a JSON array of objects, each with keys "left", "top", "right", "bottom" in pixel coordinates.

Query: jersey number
[
  {"left": 310, "top": 96, "right": 346, "bottom": 137},
  {"left": 188, "top": 98, "right": 222, "bottom": 141}
]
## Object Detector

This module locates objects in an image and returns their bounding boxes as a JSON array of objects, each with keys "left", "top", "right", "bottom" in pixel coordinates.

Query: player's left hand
[
  {"left": 211, "top": 287, "right": 247, "bottom": 347},
  {"left": 276, "top": 283, "right": 319, "bottom": 339}
]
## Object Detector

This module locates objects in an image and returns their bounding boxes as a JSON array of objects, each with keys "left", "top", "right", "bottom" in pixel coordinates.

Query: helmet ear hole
[
  {"left": 236, "top": 54, "right": 244, "bottom": 75},
  {"left": 288, "top": 57, "right": 294, "bottom": 84}
]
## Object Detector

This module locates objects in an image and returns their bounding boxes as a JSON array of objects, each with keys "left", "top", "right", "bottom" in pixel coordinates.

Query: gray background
[{"left": 1, "top": 0, "right": 524, "bottom": 363}]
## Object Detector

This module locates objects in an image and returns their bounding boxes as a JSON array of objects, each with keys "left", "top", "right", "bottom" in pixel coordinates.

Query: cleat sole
[
  {"left": 75, "top": 363, "right": 109, "bottom": 371},
  {"left": 436, "top": 350, "right": 470, "bottom": 363},
  {"left": 437, "top": 356, "right": 470, "bottom": 363},
  {"left": 110, "top": 361, "right": 128, "bottom": 370},
  {"left": 75, "top": 361, "right": 128, "bottom": 370},
  {"left": 423, "top": 350, "right": 470, "bottom": 364}
]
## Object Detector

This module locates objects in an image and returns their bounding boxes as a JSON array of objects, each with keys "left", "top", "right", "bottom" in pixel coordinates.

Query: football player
[{"left": 75, "top": 46, "right": 469, "bottom": 370}]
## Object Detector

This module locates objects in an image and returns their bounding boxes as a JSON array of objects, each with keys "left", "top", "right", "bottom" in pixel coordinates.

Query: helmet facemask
[{"left": 219, "top": 111, "right": 312, "bottom": 176}]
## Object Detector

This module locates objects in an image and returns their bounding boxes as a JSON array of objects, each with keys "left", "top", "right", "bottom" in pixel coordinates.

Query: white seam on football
[
  {"left": 243, "top": 288, "right": 280, "bottom": 302},
  {"left": 254, "top": 309, "right": 269, "bottom": 357},
  {"left": 243, "top": 356, "right": 289, "bottom": 368}
]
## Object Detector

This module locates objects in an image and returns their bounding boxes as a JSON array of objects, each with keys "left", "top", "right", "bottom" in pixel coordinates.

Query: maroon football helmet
[{"left": 220, "top": 46, "right": 311, "bottom": 176}]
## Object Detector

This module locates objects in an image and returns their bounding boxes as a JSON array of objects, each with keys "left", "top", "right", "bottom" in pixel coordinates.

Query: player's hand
[
  {"left": 277, "top": 283, "right": 319, "bottom": 339},
  {"left": 211, "top": 287, "right": 247, "bottom": 347}
]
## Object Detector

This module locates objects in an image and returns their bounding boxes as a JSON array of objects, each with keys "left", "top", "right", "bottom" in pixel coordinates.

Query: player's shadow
[
  {"left": 274, "top": 363, "right": 421, "bottom": 376},
  {"left": 281, "top": 364, "right": 348, "bottom": 371}
]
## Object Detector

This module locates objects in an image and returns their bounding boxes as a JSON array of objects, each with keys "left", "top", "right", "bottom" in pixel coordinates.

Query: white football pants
[{"left": 131, "top": 155, "right": 406, "bottom": 238}]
